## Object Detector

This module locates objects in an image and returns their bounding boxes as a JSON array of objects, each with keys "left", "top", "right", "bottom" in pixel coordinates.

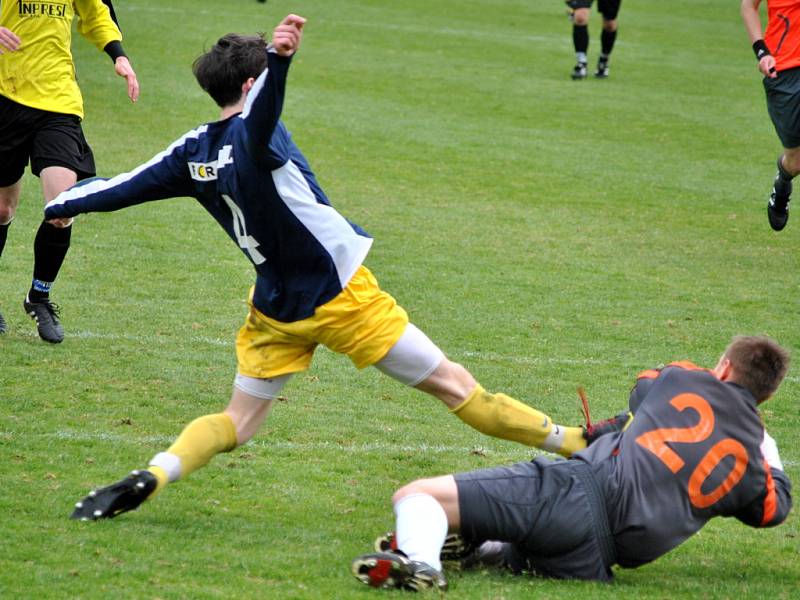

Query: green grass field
[{"left": 1, "top": 0, "right": 798, "bottom": 598}]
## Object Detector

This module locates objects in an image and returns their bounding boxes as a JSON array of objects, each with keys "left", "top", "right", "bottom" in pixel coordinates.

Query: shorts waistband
[{"left": 572, "top": 460, "right": 616, "bottom": 569}]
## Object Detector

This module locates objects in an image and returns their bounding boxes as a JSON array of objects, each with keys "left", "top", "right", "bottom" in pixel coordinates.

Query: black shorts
[
  {"left": 568, "top": 0, "right": 622, "bottom": 20},
  {"left": 764, "top": 67, "right": 800, "bottom": 149},
  {"left": 0, "top": 94, "right": 95, "bottom": 187},
  {"left": 455, "top": 458, "right": 615, "bottom": 581}
]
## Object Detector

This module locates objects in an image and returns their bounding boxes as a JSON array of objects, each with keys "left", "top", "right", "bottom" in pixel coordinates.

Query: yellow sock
[
  {"left": 145, "top": 413, "right": 237, "bottom": 499},
  {"left": 451, "top": 385, "right": 586, "bottom": 458},
  {"left": 146, "top": 465, "right": 169, "bottom": 499}
]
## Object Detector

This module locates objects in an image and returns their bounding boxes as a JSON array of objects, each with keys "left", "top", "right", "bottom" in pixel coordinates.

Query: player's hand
[
  {"left": 272, "top": 14, "right": 306, "bottom": 57},
  {"left": 0, "top": 27, "right": 21, "bottom": 54},
  {"left": 759, "top": 54, "right": 777, "bottom": 78},
  {"left": 115, "top": 56, "right": 140, "bottom": 102}
]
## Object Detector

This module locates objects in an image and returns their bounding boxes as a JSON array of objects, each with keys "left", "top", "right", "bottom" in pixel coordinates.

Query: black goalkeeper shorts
[
  {"left": 455, "top": 458, "right": 615, "bottom": 581},
  {"left": 568, "top": 0, "right": 622, "bottom": 20},
  {"left": 0, "top": 94, "right": 95, "bottom": 187}
]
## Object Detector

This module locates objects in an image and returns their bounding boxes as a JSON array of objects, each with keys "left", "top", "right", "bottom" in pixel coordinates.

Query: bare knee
[
  {"left": 392, "top": 478, "right": 437, "bottom": 505},
  {"left": 0, "top": 185, "right": 21, "bottom": 224},
  {"left": 0, "top": 204, "right": 15, "bottom": 224},
  {"left": 573, "top": 8, "right": 590, "bottom": 26},
  {"left": 782, "top": 149, "right": 800, "bottom": 176},
  {"left": 602, "top": 18, "right": 617, "bottom": 32}
]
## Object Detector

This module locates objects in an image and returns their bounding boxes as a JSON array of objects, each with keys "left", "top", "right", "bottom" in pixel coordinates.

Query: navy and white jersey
[
  {"left": 45, "top": 50, "right": 373, "bottom": 322},
  {"left": 578, "top": 362, "right": 792, "bottom": 569}
]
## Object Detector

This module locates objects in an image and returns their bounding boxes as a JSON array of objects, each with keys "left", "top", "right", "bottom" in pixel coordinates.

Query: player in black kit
[{"left": 566, "top": 0, "right": 622, "bottom": 79}]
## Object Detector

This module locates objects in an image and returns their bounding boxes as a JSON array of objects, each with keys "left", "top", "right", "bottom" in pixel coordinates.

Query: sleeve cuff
[{"left": 104, "top": 40, "right": 127, "bottom": 63}]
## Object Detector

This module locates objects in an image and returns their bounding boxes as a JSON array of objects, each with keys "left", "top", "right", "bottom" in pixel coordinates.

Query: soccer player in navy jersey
[
  {"left": 352, "top": 335, "right": 793, "bottom": 591},
  {"left": 46, "top": 14, "right": 609, "bottom": 520}
]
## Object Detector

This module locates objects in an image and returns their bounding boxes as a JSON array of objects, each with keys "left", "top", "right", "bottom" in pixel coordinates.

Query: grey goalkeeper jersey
[{"left": 577, "top": 362, "right": 792, "bottom": 568}]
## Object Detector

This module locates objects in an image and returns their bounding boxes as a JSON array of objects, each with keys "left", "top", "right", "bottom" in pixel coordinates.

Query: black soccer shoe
[
  {"left": 595, "top": 58, "right": 610, "bottom": 78},
  {"left": 583, "top": 410, "right": 633, "bottom": 445},
  {"left": 351, "top": 551, "right": 448, "bottom": 592},
  {"left": 571, "top": 62, "right": 588, "bottom": 80},
  {"left": 374, "top": 531, "right": 476, "bottom": 564},
  {"left": 768, "top": 186, "right": 790, "bottom": 231},
  {"left": 23, "top": 297, "right": 64, "bottom": 343},
  {"left": 0, "top": 309, "right": 6, "bottom": 334},
  {"left": 70, "top": 470, "right": 157, "bottom": 521}
]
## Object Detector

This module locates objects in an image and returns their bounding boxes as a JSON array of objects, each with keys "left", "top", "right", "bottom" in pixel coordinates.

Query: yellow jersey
[{"left": 0, "top": 0, "right": 122, "bottom": 119}]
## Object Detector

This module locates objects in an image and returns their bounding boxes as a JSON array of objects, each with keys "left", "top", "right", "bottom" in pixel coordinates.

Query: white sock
[
  {"left": 149, "top": 452, "right": 182, "bottom": 482},
  {"left": 393, "top": 493, "right": 448, "bottom": 572},
  {"left": 576, "top": 51, "right": 587, "bottom": 64}
]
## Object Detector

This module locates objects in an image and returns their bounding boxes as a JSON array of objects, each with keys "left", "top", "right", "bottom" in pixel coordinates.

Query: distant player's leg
[
  {"left": 769, "top": 149, "right": 799, "bottom": 230},
  {"left": 570, "top": 4, "right": 591, "bottom": 79},
  {"left": 595, "top": 0, "right": 621, "bottom": 78},
  {"left": 26, "top": 114, "right": 96, "bottom": 342},
  {"left": 24, "top": 166, "right": 77, "bottom": 343},
  {"left": 373, "top": 324, "right": 588, "bottom": 457},
  {"left": 0, "top": 178, "right": 22, "bottom": 335},
  {"left": 763, "top": 67, "right": 800, "bottom": 230}
]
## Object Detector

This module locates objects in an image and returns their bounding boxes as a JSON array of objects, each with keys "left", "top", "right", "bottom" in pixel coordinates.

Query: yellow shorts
[{"left": 236, "top": 265, "right": 409, "bottom": 379}]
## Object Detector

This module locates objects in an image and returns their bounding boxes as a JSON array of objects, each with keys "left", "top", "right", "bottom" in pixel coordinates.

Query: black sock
[
  {"left": 601, "top": 28, "right": 617, "bottom": 56},
  {"left": 573, "top": 24, "right": 589, "bottom": 56},
  {"left": 0, "top": 220, "right": 10, "bottom": 259},
  {"left": 30, "top": 221, "right": 72, "bottom": 301},
  {"left": 774, "top": 156, "right": 794, "bottom": 200}
]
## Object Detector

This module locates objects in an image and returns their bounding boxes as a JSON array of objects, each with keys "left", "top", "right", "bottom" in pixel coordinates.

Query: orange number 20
[{"left": 635, "top": 393, "right": 749, "bottom": 509}]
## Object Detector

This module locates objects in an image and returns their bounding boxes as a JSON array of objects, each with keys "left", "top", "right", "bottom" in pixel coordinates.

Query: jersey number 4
[
  {"left": 222, "top": 194, "right": 266, "bottom": 265},
  {"left": 635, "top": 393, "right": 749, "bottom": 509}
]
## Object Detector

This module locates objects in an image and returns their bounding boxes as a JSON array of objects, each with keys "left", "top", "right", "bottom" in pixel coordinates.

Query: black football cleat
[
  {"left": 595, "top": 58, "right": 610, "bottom": 78},
  {"left": 374, "top": 531, "right": 476, "bottom": 564},
  {"left": 23, "top": 296, "right": 64, "bottom": 343},
  {"left": 352, "top": 551, "right": 448, "bottom": 592},
  {"left": 0, "top": 309, "right": 6, "bottom": 334},
  {"left": 768, "top": 187, "right": 790, "bottom": 231},
  {"left": 71, "top": 470, "right": 157, "bottom": 521},
  {"left": 571, "top": 62, "right": 588, "bottom": 80}
]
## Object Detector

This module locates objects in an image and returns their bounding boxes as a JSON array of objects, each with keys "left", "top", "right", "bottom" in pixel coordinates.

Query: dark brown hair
[
  {"left": 192, "top": 33, "right": 268, "bottom": 108},
  {"left": 724, "top": 335, "right": 790, "bottom": 402}
]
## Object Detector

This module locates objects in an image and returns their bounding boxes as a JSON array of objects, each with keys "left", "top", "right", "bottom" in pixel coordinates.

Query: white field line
[
  {"left": 14, "top": 328, "right": 635, "bottom": 366},
  {"left": 124, "top": 4, "right": 561, "bottom": 45},
  {"left": 2, "top": 429, "right": 531, "bottom": 458},
  {"left": 2, "top": 430, "right": 796, "bottom": 467},
  {"left": 15, "top": 327, "right": 800, "bottom": 384}
]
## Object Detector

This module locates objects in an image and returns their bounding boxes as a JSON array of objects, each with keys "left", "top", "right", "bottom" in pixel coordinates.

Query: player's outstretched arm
[
  {"left": 0, "top": 26, "right": 21, "bottom": 54},
  {"left": 45, "top": 135, "right": 195, "bottom": 219},
  {"left": 240, "top": 14, "right": 307, "bottom": 164}
]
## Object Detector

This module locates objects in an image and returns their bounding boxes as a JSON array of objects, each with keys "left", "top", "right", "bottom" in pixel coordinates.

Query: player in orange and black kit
[
  {"left": 0, "top": 1, "right": 138, "bottom": 341},
  {"left": 352, "top": 336, "right": 791, "bottom": 591},
  {"left": 742, "top": 0, "right": 800, "bottom": 231}
]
